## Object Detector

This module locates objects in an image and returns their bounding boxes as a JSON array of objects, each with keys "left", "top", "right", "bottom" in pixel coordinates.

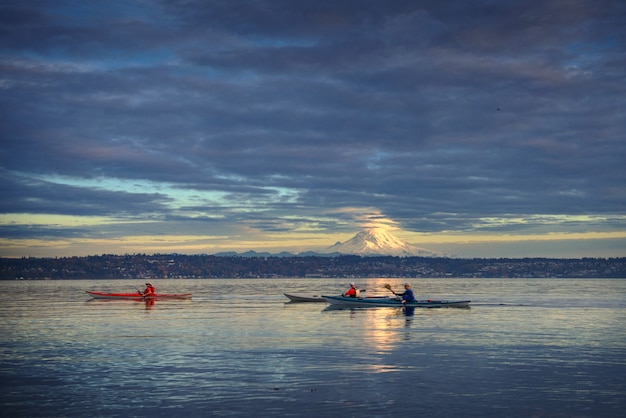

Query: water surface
[{"left": 1, "top": 278, "right": 625, "bottom": 417}]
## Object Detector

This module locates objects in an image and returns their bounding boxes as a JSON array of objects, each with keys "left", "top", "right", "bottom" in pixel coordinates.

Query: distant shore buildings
[{"left": 2, "top": 253, "right": 624, "bottom": 280}]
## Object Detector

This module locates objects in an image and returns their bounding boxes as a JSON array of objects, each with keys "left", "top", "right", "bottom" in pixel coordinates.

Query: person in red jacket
[
  {"left": 342, "top": 282, "right": 360, "bottom": 298},
  {"left": 140, "top": 282, "right": 156, "bottom": 296}
]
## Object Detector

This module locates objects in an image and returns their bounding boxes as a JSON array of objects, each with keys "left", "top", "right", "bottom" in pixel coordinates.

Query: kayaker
[
  {"left": 342, "top": 282, "right": 360, "bottom": 298},
  {"left": 140, "top": 282, "right": 156, "bottom": 296},
  {"left": 392, "top": 283, "right": 416, "bottom": 303}
]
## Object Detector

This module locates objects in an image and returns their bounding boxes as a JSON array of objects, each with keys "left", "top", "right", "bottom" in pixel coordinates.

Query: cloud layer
[{"left": 1, "top": 0, "right": 625, "bottom": 257}]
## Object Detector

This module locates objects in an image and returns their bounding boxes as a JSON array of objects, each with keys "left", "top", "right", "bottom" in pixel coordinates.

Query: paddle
[
  {"left": 384, "top": 283, "right": 397, "bottom": 295},
  {"left": 384, "top": 284, "right": 406, "bottom": 302}
]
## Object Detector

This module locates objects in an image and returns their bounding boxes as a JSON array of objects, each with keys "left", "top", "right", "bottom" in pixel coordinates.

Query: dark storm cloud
[
  {"left": 1, "top": 0, "right": 625, "bottom": 244},
  {"left": 0, "top": 224, "right": 88, "bottom": 240},
  {"left": 0, "top": 171, "right": 171, "bottom": 217}
]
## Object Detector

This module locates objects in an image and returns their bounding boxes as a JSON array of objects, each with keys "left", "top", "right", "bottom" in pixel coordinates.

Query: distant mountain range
[{"left": 214, "top": 227, "right": 437, "bottom": 257}]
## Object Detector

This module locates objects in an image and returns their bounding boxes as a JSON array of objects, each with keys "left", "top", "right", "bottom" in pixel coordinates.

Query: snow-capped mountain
[{"left": 322, "top": 228, "right": 436, "bottom": 257}]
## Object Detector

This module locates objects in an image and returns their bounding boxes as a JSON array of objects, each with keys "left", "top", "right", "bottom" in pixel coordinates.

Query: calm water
[{"left": 1, "top": 278, "right": 625, "bottom": 417}]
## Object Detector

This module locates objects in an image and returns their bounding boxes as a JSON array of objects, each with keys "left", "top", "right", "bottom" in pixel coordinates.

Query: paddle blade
[{"left": 384, "top": 283, "right": 392, "bottom": 290}]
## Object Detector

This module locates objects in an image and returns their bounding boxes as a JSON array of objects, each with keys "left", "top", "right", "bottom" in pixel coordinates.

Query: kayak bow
[{"left": 284, "top": 293, "right": 326, "bottom": 302}]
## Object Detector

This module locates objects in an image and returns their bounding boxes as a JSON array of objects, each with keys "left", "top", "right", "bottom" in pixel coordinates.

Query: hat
[
  {"left": 146, "top": 282, "right": 152, "bottom": 286},
  {"left": 350, "top": 282, "right": 356, "bottom": 287}
]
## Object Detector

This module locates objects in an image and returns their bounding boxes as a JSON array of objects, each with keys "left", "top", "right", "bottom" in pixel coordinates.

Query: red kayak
[{"left": 86, "top": 290, "right": 192, "bottom": 300}]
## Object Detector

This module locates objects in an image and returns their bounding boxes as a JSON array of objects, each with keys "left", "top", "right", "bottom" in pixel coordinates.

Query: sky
[{"left": 1, "top": 0, "right": 626, "bottom": 259}]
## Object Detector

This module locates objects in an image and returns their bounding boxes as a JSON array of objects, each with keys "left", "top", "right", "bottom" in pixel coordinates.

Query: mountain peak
[{"left": 323, "top": 227, "right": 436, "bottom": 257}]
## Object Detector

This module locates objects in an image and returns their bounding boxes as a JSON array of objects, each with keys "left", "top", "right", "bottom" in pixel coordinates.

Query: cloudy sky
[{"left": 1, "top": 0, "right": 625, "bottom": 258}]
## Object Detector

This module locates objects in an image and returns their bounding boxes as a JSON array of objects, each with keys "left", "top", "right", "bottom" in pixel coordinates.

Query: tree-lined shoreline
[{"left": 1, "top": 254, "right": 624, "bottom": 280}]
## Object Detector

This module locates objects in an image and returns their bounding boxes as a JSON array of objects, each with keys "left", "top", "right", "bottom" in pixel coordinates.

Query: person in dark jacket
[{"left": 393, "top": 283, "right": 416, "bottom": 303}]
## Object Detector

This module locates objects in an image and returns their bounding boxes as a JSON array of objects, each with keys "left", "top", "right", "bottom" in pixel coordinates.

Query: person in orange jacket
[
  {"left": 342, "top": 282, "right": 360, "bottom": 298},
  {"left": 140, "top": 282, "right": 156, "bottom": 296}
]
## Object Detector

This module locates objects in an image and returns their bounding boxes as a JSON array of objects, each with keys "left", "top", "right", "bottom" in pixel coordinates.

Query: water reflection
[
  {"left": 86, "top": 297, "right": 156, "bottom": 310},
  {"left": 321, "top": 306, "right": 415, "bottom": 353}
]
